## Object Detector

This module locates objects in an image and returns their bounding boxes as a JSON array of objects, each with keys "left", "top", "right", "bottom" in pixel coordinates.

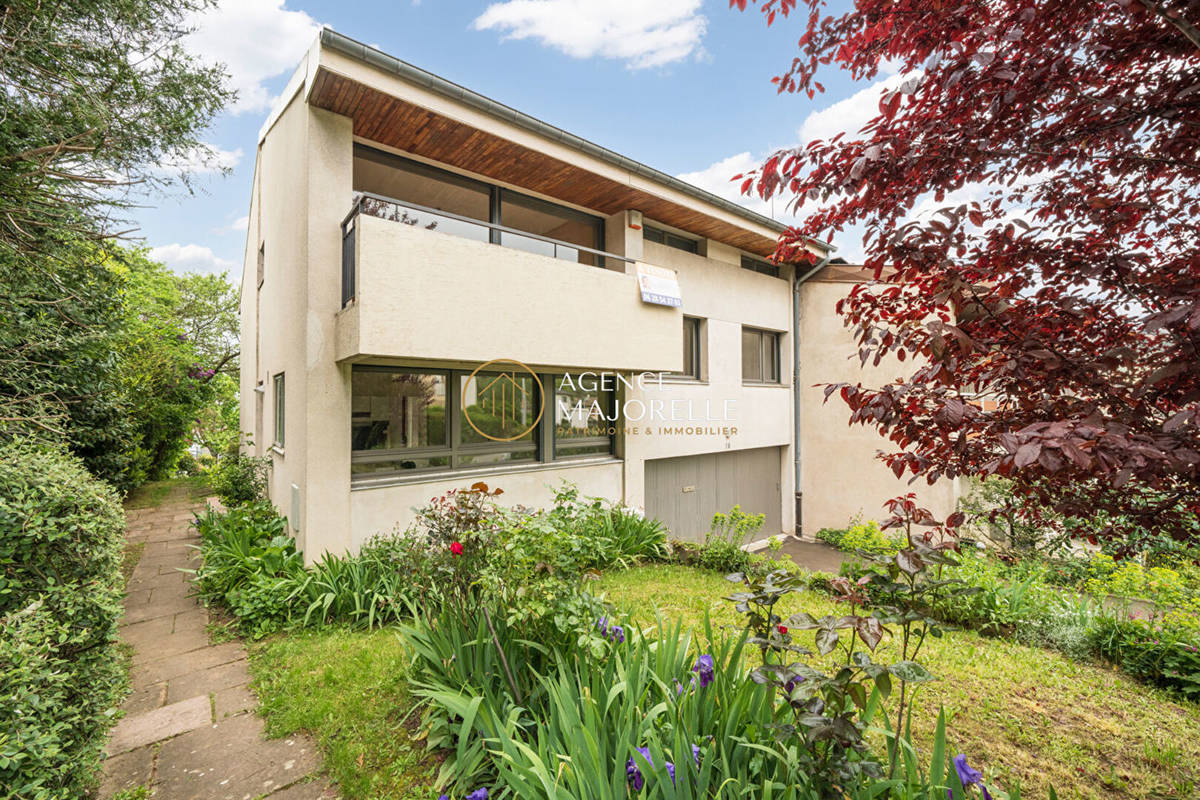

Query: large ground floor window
[{"left": 351, "top": 366, "right": 614, "bottom": 478}]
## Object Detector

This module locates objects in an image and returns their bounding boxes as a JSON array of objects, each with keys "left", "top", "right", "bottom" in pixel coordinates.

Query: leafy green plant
[
  {"left": 209, "top": 444, "right": 269, "bottom": 507},
  {"left": 815, "top": 526, "right": 848, "bottom": 549},
  {"left": 1089, "top": 614, "right": 1200, "bottom": 700},
  {"left": 0, "top": 441, "right": 127, "bottom": 798},
  {"left": 698, "top": 505, "right": 763, "bottom": 574}
]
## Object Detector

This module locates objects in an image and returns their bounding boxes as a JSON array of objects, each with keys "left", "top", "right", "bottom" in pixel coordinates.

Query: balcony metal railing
[{"left": 340, "top": 191, "right": 633, "bottom": 307}]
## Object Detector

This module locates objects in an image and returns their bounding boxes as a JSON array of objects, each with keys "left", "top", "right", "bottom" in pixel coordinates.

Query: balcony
[{"left": 335, "top": 194, "right": 682, "bottom": 373}]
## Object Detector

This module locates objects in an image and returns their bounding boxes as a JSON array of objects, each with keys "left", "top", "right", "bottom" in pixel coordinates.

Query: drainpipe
[{"left": 792, "top": 251, "right": 835, "bottom": 538}]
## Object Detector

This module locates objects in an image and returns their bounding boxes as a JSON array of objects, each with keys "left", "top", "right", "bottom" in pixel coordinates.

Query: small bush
[
  {"left": 0, "top": 440, "right": 127, "bottom": 798},
  {"left": 1090, "top": 614, "right": 1200, "bottom": 700},
  {"left": 698, "top": 505, "right": 763, "bottom": 574},
  {"left": 815, "top": 526, "right": 847, "bottom": 548},
  {"left": 209, "top": 449, "right": 269, "bottom": 507}
]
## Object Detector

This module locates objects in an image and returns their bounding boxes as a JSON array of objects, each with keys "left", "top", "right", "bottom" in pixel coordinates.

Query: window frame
[
  {"left": 272, "top": 372, "right": 285, "bottom": 448},
  {"left": 741, "top": 327, "right": 783, "bottom": 385},
  {"left": 352, "top": 143, "right": 606, "bottom": 265},
  {"left": 673, "top": 316, "right": 703, "bottom": 380},
  {"left": 644, "top": 224, "right": 699, "bottom": 254},
  {"left": 741, "top": 254, "right": 781, "bottom": 279},
  {"left": 350, "top": 366, "right": 615, "bottom": 480}
]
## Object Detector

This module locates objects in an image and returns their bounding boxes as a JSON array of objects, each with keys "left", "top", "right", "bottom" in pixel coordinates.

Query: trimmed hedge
[{"left": 0, "top": 440, "right": 127, "bottom": 799}]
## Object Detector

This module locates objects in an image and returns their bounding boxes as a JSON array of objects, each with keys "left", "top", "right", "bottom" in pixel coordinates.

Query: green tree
[
  {"left": 109, "top": 247, "right": 216, "bottom": 487},
  {"left": 0, "top": 0, "right": 232, "bottom": 488},
  {"left": 0, "top": 0, "right": 233, "bottom": 268}
]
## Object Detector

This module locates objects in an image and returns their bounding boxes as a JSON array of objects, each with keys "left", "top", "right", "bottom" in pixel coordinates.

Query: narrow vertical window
[
  {"left": 273, "top": 372, "right": 285, "bottom": 448},
  {"left": 257, "top": 243, "right": 265, "bottom": 288},
  {"left": 677, "top": 316, "right": 703, "bottom": 379}
]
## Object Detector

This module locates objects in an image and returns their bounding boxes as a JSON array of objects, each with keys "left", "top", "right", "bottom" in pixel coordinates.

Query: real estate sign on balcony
[{"left": 636, "top": 263, "right": 682, "bottom": 307}]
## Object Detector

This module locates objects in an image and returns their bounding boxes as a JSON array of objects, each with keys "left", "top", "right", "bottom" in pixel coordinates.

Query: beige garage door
[{"left": 644, "top": 447, "right": 782, "bottom": 544}]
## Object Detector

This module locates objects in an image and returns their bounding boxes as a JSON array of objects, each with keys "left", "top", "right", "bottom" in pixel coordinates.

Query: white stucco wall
[
  {"left": 623, "top": 240, "right": 796, "bottom": 536},
  {"left": 347, "top": 460, "right": 623, "bottom": 550},
  {"left": 796, "top": 278, "right": 957, "bottom": 533},
  {"left": 342, "top": 215, "right": 681, "bottom": 373}
]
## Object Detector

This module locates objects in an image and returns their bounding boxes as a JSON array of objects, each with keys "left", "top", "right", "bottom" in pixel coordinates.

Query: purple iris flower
[
  {"left": 692, "top": 654, "right": 715, "bottom": 688},
  {"left": 691, "top": 743, "right": 701, "bottom": 768},
  {"left": 597, "top": 617, "right": 607, "bottom": 635},
  {"left": 465, "top": 789, "right": 489, "bottom": 800},
  {"left": 626, "top": 747, "right": 650, "bottom": 790},
  {"left": 437, "top": 795, "right": 448, "bottom": 800},
  {"left": 950, "top": 755, "right": 992, "bottom": 800},
  {"left": 610, "top": 624, "right": 625, "bottom": 644},
  {"left": 784, "top": 674, "right": 805, "bottom": 694},
  {"left": 626, "top": 747, "right": 675, "bottom": 789}
]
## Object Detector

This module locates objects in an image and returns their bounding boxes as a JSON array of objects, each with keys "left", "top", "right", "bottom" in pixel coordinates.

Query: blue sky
[{"left": 142, "top": 0, "right": 888, "bottom": 280}]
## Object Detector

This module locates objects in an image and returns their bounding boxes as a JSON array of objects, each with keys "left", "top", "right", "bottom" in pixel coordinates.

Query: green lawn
[
  {"left": 247, "top": 565, "right": 1200, "bottom": 800},
  {"left": 123, "top": 475, "right": 210, "bottom": 509}
]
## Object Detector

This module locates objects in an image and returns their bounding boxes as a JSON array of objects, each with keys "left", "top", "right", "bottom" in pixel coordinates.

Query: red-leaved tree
[{"left": 733, "top": 0, "right": 1200, "bottom": 548}]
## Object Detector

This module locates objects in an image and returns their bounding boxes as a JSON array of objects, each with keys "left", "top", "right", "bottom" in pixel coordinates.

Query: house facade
[{"left": 239, "top": 30, "right": 955, "bottom": 560}]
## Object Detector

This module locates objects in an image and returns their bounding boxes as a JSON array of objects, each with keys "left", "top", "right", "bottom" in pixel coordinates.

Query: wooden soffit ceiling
[{"left": 308, "top": 67, "right": 779, "bottom": 258}]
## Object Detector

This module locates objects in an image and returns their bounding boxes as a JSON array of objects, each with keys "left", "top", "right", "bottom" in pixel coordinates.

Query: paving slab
[
  {"left": 100, "top": 744, "right": 156, "bottom": 797},
  {"left": 107, "top": 695, "right": 211, "bottom": 756},
  {"left": 266, "top": 779, "right": 340, "bottom": 799},
  {"left": 213, "top": 683, "right": 258, "bottom": 719},
  {"left": 130, "top": 641, "right": 246, "bottom": 688},
  {"left": 123, "top": 681, "right": 168, "bottom": 715},
  {"left": 155, "top": 712, "right": 321, "bottom": 800},
  {"left": 166, "top": 659, "right": 253, "bottom": 705}
]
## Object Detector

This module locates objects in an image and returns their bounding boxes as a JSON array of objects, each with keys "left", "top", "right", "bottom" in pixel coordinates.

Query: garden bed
[{"left": 245, "top": 564, "right": 1200, "bottom": 800}]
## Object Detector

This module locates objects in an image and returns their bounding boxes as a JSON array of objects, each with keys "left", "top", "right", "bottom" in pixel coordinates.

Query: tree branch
[{"left": 1139, "top": 0, "right": 1200, "bottom": 52}]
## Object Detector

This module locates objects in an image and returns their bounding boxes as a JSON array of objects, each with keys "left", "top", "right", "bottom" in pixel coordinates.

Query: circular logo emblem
[{"left": 461, "top": 358, "right": 545, "bottom": 442}]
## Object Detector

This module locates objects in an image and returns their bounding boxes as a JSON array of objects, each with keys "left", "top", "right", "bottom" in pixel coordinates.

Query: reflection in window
[
  {"left": 500, "top": 190, "right": 604, "bottom": 266},
  {"left": 644, "top": 225, "right": 698, "bottom": 254},
  {"left": 351, "top": 370, "right": 447, "bottom": 451},
  {"left": 554, "top": 375, "right": 614, "bottom": 458},
  {"left": 459, "top": 372, "right": 538, "bottom": 445},
  {"left": 350, "top": 366, "right": 614, "bottom": 480},
  {"left": 353, "top": 145, "right": 491, "bottom": 242},
  {"left": 676, "top": 317, "right": 702, "bottom": 380},
  {"left": 742, "top": 327, "right": 782, "bottom": 383}
]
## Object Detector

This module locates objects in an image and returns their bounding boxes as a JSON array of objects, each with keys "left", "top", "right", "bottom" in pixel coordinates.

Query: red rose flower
[
  {"left": 450, "top": 541, "right": 464, "bottom": 556},
  {"left": 777, "top": 625, "right": 788, "bottom": 635}
]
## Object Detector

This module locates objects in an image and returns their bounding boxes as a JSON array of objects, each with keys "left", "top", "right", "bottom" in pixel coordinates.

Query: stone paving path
[{"left": 102, "top": 486, "right": 335, "bottom": 800}]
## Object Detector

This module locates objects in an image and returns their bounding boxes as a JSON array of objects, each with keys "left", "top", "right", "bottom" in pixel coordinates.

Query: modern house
[{"left": 239, "top": 30, "right": 955, "bottom": 560}]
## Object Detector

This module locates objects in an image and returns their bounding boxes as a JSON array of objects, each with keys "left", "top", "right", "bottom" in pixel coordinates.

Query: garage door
[{"left": 644, "top": 447, "right": 782, "bottom": 544}]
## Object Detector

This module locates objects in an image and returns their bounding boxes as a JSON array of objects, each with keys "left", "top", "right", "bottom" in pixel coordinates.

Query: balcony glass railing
[{"left": 340, "top": 192, "right": 631, "bottom": 307}]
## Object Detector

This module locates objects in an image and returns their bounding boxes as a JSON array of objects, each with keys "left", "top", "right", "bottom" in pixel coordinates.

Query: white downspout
[{"left": 792, "top": 252, "right": 835, "bottom": 537}]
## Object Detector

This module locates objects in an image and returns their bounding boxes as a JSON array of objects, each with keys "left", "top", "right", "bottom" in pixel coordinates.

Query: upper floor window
[
  {"left": 257, "top": 243, "right": 265, "bottom": 288},
  {"left": 351, "top": 144, "right": 605, "bottom": 266},
  {"left": 742, "top": 327, "right": 781, "bottom": 384},
  {"left": 741, "top": 255, "right": 781, "bottom": 279},
  {"left": 644, "top": 225, "right": 698, "bottom": 254}
]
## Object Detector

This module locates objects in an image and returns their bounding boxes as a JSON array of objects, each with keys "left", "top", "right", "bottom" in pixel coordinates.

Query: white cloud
[
  {"left": 798, "top": 72, "right": 909, "bottom": 144},
  {"left": 677, "top": 152, "right": 773, "bottom": 217},
  {"left": 229, "top": 215, "right": 249, "bottom": 232},
  {"left": 155, "top": 144, "right": 243, "bottom": 178},
  {"left": 473, "top": 0, "right": 707, "bottom": 70},
  {"left": 150, "top": 243, "right": 237, "bottom": 275},
  {"left": 185, "top": 0, "right": 321, "bottom": 114}
]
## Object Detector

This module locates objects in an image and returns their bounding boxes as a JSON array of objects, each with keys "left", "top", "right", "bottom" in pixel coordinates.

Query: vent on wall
[{"left": 290, "top": 483, "right": 302, "bottom": 533}]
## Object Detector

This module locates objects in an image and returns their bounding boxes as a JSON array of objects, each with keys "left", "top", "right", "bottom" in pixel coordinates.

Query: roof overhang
[{"left": 294, "top": 29, "right": 829, "bottom": 260}]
